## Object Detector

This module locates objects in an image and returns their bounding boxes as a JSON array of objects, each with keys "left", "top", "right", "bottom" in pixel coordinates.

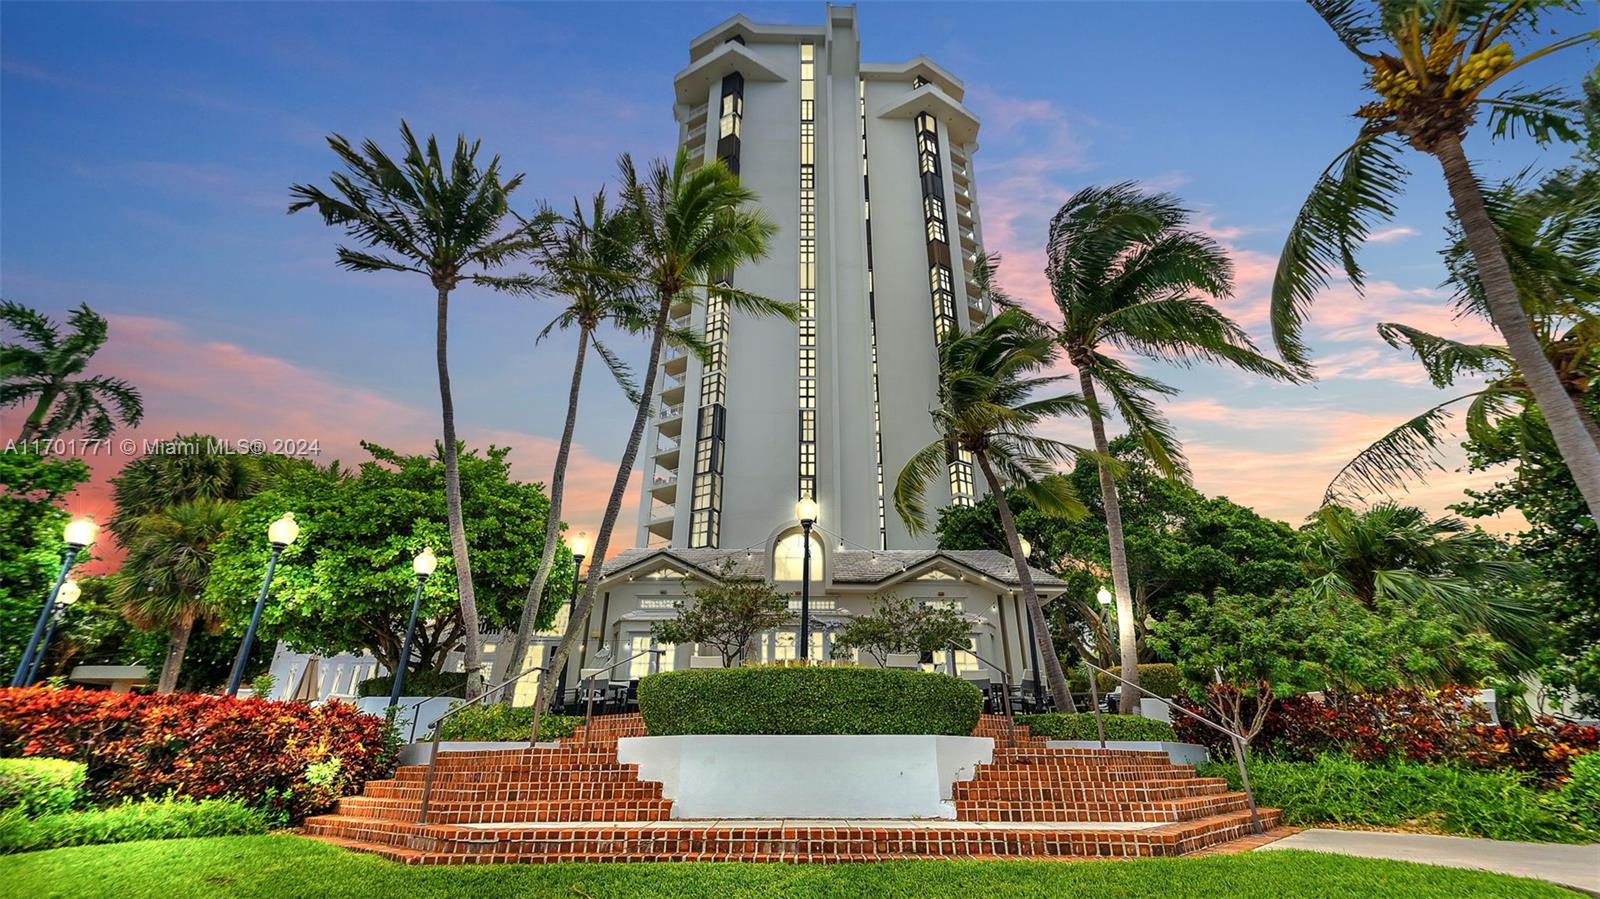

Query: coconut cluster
[{"left": 1449, "top": 42, "right": 1513, "bottom": 93}]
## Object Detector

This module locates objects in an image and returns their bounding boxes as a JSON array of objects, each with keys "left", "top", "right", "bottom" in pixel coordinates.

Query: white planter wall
[{"left": 616, "top": 735, "right": 993, "bottom": 819}]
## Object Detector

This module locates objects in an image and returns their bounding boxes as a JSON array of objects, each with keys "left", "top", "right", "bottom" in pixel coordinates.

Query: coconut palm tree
[
  {"left": 113, "top": 498, "right": 235, "bottom": 693},
  {"left": 1325, "top": 165, "right": 1600, "bottom": 503},
  {"left": 1303, "top": 501, "right": 1540, "bottom": 673},
  {"left": 495, "top": 191, "right": 676, "bottom": 688},
  {"left": 108, "top": 433, "right": 270, "bottom": 546},
  {"left": 290, "top": 122, "right": 540, "bottom": 697},
  {"left": 1043, "top": 183, "right": 1296, "bottom": 711},
  {"left": 2, "top": 300, "right": 142, "bottom": 441},
  {"left": 1273, "top": 0, "right": 1600, "bottom": 516},
  {"left": 538, "top": 149, "right": 792, "bottom": 708},
  {"left": 894, "top": 307, "right": 1092, "bottom": 712}
]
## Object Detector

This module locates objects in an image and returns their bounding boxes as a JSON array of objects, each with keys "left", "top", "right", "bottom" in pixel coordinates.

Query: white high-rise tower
[{"left": 636, "top": 6, "right": 993, "bottom": 553}]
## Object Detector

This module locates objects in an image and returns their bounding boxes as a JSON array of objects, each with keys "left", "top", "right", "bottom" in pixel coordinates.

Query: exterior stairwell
[{"left": 303, "top": 713, "right": 1278, "bottom": 864}]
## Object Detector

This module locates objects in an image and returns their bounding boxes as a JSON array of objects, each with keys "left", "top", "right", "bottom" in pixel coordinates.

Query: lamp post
[
  {"left": 226, "top": 513, "right": 299, "bottom": 696},
  {"left": 23, "top": 580, "right": 79, "bottom": 685},
  {"left": 795, "top": 497, "right": 818, "bottom": 660},
  {"left": 12, "top": 517, "right": 96, "bottom": 687},
  {"left": 553, "top": 533, "right": 588, "bottom": 712},
  {"left": 1096, "top": 585, "right": 1115, "bottom": 712},
  {"left": 1017, "top": 537, "right": 1044, "bottom": 708},
  {"left": 389, "top": 547, "right": 438, "bottom": 707}
]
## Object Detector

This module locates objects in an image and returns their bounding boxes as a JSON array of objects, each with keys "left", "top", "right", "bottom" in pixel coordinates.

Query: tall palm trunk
[
  {"left": 975, "top": 451, "right": 1077, "bottom": 713},
  {"left": 158, "top": 609, "right": 195, "bottom": 694},
  {"left": 539, "top": 286, "right": 674, "bottom": 707},
  {"left": 498, "top": 326, "right": 591, "bottom": 697},
  {"left": 1074, "top": 367, "right": 1140, "bottom": 713},
  {"left": 435, "top": 286, "right": 483, "bottom": 698},
  {"left": 1434, "top": 137, "right": 1600, "bottom": 517}
]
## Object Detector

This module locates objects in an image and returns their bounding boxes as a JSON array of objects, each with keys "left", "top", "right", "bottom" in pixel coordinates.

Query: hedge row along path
[{"left": 303, "top": 714, "right": 1279, "bottom": 863}]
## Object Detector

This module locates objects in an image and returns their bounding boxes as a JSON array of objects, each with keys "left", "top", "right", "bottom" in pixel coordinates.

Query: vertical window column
[
  {"left": 797, "top": 43, "right": 818, "bottom": 502},
  {"left": 914, "top": 110, "right": 973, "bottom": 507},
  {"left": 689, "top": 72, "right": 744, "bottom": 548},
  {"left": 860, "top": 79, "right": 887, "bottom": 548}
]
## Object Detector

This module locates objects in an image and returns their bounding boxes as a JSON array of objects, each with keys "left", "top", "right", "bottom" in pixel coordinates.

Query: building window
[
  {"left": 773, "top": 531, "right": 824, "bottom": 582},
  {"left": 796, "top": 42, "right": 819, "bottom": 504},
  {"left": 626, "top": 634, "right": 673, "bottom": 679}
]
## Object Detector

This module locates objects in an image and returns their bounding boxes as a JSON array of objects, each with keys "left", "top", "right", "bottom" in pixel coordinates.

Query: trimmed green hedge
[
  {"left": 0, "top": 759, "right": 83, "bottom": 818},
  {"left": 640, "top": 667, "right": 982, "bottom": 736},
  {"left": 356, "top": 670, "right": 466, "bottom": 699},
  {"left": 0, "top": 798, "right": 266, "bottom": 854},
  {"left": 428, "top": 706, "right": 582, "bottom": 743},
  {"left": 1068, "top": 663, "right": 1183, "bottom": 699},
  {"left": 1200, "top": 755, "right": 1592, "bottom": 843},
  {"left": 1018, "top": 713, "right": 1178, "bottom": 742}
]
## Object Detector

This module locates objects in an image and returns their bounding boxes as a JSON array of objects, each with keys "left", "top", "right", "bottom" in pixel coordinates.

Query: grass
[
  {"left": 0, "top": 835, "right": 1580, "bottom": 898},
  {"left": 0, "top": 797, "right": 266, "bottom": 853}
]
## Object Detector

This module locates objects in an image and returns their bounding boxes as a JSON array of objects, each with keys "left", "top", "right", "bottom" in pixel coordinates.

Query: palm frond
[
  {"left": 1322, "top": 392, "right": 1482, "bottom": 505},
  {"left": 589, "top": 336, "right": 641, "bottom": 406},
  {"left": 1377, "top": 322, "right": 1510, "bottom": 387}
]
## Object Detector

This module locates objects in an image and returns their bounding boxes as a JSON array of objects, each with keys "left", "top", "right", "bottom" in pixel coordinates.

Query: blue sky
[{"left": 3, "top": 1, "right": 1595, "bottom": 545}]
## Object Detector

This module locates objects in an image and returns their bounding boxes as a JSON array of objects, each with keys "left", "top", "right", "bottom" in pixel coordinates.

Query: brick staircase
[{"left": 303, "top": 713, "right": 1277, "bottom": 864}]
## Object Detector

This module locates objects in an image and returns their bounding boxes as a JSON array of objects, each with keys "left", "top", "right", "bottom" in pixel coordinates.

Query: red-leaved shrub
[
  {"left": 1174, "top": 685, "right": 1598, "bottom": 784},
  {"left": 0, "top": 688, "right": 394, "bottom": 822}
]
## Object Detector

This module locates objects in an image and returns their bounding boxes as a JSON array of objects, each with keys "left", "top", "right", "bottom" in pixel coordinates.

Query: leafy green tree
[
  {"left": 112, "top": 498, "right": 236, "bottom": 692},
  {"left": 937, "top": 438, "right": 1304, "bottom": 664},
  {"left": 1456, "top": 399, "right": 1600, "bottom": 715},
  {"left": 650, "top": 564, "right": 790, "bottom": 667},
  {"left": 1, "top": 301, "right": 142, "bottom": 442},
  {"left": 541, "top": 149, "right": 790, "bottom": 708},
  {"left": 1043, "top": 184, "right": 1295, "bottom": 710},
  {"left": 290, "top": 123, "right": 541, "bottom": 697},
  {"left": 0, "top": 450, "right": 90, "bottom": 673},
  {"left": 1302, "top": 502, "right": 1540, "bottom": 676},
  {"left": 1274, "top": 0, "right": 1600, "bottom": 515},
  {"left": 204, "top": 443, "right": 563, "bottom": 680},
  {"left": 832, "top": 595, "right": 972, "bottom": 668},
  {"left": 895, "top": 308, "right": 1092, "bottom": 712}
]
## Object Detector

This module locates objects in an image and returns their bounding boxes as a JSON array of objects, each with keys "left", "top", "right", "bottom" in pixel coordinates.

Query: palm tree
[
  {"left": 1325, "top": 166, "right": 1600, "bottom": 503},
  {"left": 538, "top": 148, "right": 791, "bottom": 708},
  {"left": 113, "top": 498, "right": 235, "bottom": 693},
  {"left": 1303, "top": 501, "right": 1540, "bottom": 674},
  {"left": 495, "top": 191, "right": 659, "bottom": 688},
  {"left": 894, "top": 308, "right": 1092, "bottom": 712},
  {"left": 108, "top": 433, "right": 269, "bottom": 546},
  {"left": 1274, "top": 0, "right": 1600, "bottom": 516},
  {"left": 1043, "top": 184, "right": 1296, "bottom": 711},
  {"left": 2, "top": 301, "right": 142, "bottom": 441},
  {"left": 290, "top": 123, "right": 540, "bottom": 697}
]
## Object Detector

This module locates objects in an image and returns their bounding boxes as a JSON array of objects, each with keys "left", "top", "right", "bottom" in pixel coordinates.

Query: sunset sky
[{"left": 3, "top": 1, "right": 1595, "bottom": 564}]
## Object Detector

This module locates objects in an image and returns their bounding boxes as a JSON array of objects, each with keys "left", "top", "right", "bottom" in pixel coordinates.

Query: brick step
[
  {"left": 406, "top": 750, "right": 628, "bottom": 769},
  {"left": 362, "top": 781, "right": 663, "bottom": 802},
  {"left": 953, "top": 777, "right": 1229, "bottom": 803},
  {"left": 956, "top": 792, "right": 1250, "bottom": 824},
  {"left": 971, "top": 764, "right": 1193, "bottom": 783},
  {"left": 392, "top": 763, "right": 639, "bottom": 782},
  {"left": 990, "top": 748, "right": 1174, "bottom": 763},
  {"left": 334, "top": 795, "right": 675, "bottom": 824},
  {"left": 302, "top": 808, "right": 1282, "bottom": 864}
]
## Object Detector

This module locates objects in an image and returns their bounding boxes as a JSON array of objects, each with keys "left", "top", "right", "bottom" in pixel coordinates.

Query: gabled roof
[{"left": 598, "top": 547, "right": 1068, "bottom": 595}]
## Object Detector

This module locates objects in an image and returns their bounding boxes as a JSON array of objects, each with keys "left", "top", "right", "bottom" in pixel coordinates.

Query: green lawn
[{"left": 2, "top": 835, "right": 1581, "bottom": 898}]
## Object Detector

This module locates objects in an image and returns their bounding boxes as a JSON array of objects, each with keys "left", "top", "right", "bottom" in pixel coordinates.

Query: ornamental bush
[
  {"left": 639, "top": 667, "right": 982, "bottom": 736},
  {"left": 356, "top": 670, "right": 467, "bottom": 699},
  {"left": 1067, "top": 664, "right": 1183, "bottom": 700},
  {"left": 1199, "top": 754, "right": 1589, "bottom": 843},
  {"left": 0, "top": 759, "right": 83, "bottom": 818},
  {"left": 429, "top": 706, "right": 582, "bottom": 743},
  {"left": 0, "top": 688, "right": 393, "bottom": 823},
  {"left": 1017, "top": 713, "right": 1178, "bottom": 743},
  {"left": 0, "top": 797, "right": 265, "bottom": 854}
]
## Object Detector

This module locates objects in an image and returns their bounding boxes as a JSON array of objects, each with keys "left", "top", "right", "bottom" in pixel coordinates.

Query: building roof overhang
[
  {"left": 687, "top": 14, "right": 825, "bottom": 59},
  {"left": 674, "top": 39, "right": 790, "bottom": 106},
  {"left": 861, "top": 56, "right": 965, "bottom": 100},
  {"left": 875, "top": 83, "right": 980, "bottom": 145}
]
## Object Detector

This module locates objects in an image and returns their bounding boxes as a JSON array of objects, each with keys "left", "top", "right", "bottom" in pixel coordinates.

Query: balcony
[
  {"left": 650, "top": 471, "right": 678, "bottom": 505},
  {"left": 656, "top": 402, "right": 685, "bottom": 440}
]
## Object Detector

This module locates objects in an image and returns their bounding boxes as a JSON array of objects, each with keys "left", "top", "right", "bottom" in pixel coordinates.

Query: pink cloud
[{"left": 1367, "top": 225, "right": 1419, "bottom": 243}]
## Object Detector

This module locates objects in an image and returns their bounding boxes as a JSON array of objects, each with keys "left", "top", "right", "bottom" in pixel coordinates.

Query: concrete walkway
[{"left": 1258, "top": 829, "right": 1600, "bottom": 895}]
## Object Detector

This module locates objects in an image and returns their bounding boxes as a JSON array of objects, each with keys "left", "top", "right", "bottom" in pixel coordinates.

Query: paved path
[{"left": 1258, "top": 829, "right": 1600, "bottom": 894}]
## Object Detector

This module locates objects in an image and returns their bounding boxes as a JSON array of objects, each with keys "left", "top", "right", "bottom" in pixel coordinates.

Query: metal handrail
[
  {"left": 1080, "top": 659, "right": 1263, "bottom": 835},
  {"left": 946, "top": 642, "right": 1018, "bottom": 748},
  {"left": 415, "top": 664, "right": 549, "bottom": 825},
  {"left": 576, "top": 647, "right": 665, "bottom": 742}
]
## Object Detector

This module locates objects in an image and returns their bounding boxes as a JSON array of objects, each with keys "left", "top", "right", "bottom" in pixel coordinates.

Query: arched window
[{"left": 773, "top": 531, "right": 824, "bottom": 582}]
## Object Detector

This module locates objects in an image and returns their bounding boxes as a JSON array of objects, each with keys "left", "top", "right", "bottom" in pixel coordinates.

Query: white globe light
[
  {"left": 568, "top": 532, "right": 591, "bottom": 558},
  {"left": 56, "top": 580, "right": 81, "bottom": 606},
  {"left": 413, "top": 547, "right": 438, "bottom": 577},
  {"left": 267, "top": 512, "right": 300, "bottom": 547},
  {"left": 63, "top": 517, "right": 97, "bottom": 549},
  {"left": 1018, "top": 537, "right": 1032, "bottom": 559},
  {"left": 795, "top": 496, "right": 819, "bottom": 523},
  {"left": 1096, "top": 586, "right": 1113, "bottom": 606}
]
